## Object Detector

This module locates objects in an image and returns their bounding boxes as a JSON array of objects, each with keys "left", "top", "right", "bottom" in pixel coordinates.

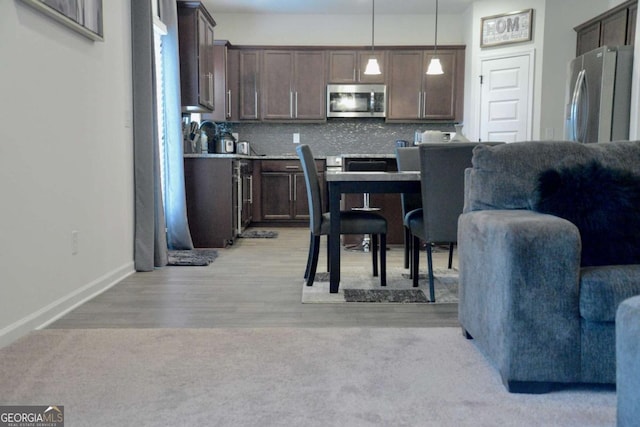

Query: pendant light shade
[
  {"left": 426, "top": 0, "right": 444, "bottom": 75},
  {"left": 426, "top": 57, "right": 443, "bottom": 75},
  {"left": 364, "top": 58, "right": 381, "bottom": 75},
  {"left": 363, "top": 0, "right": 381, "bottom": 75}
]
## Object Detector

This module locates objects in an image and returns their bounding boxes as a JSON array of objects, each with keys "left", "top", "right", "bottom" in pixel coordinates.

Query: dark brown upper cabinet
[
  {"left": 327, "top": 50, "right": 386, "bottom": 84},
  {"left": 177, "top": 1, "right": 216, "bottom": 112},
  {"left": 387, "top": 47, "right": 464, "bottom": 122},
  {"left": 262, "top": 50, "right": 326, "bottom": 122},
  {"left": 575, "top": 0, "right": 637, "bottom": 56}
]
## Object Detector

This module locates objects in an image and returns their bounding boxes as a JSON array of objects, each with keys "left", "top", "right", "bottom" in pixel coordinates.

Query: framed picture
[
  {"left": 19, "top": 0, "right": 103, "bottom": 41},
  {"left": 481, "top": 9, "right": 533, "bottom": 48}
]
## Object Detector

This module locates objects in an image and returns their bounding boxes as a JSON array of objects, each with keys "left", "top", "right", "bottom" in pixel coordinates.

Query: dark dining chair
[
  {"left": 395, "top": 147, "right": 430, "bottom": 274},
  {"left": 409, "top": 142, "right": 504, "bottom": 301},
  {"left": 296, "top": 144, "right": 388, "bottom": 287},
  {"left": 408, "top": 143, "right": 477, "bottom": 302}
]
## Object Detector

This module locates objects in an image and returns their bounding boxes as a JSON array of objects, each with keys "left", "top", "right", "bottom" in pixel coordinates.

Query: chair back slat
[{"left": 296, "top": 145, "right": 323, "bottom": 235}]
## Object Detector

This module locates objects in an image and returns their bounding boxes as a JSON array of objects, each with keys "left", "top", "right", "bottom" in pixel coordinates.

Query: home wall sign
[
  {"left": 481, "top": 9, "right": 533, "bottom": 48},
  {"left": 19, "top": 0, "right": 103, "bottom": 41}
]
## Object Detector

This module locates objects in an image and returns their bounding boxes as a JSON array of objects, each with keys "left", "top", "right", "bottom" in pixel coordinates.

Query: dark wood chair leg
[
  {"left": 427, "top": 243, "right": 435, "bottom": 302},
  {"left": 448, "top": 242, "right": 454, "bottom": 269},
  {"left": 412, "top": 235, "right": 420, "bottom": 287},
  {"left": 380, "top": 233, "right": 387, "bottom": 286},
  {"left": 371, "top": 234, "right": 379, "bottom": 277},
  {"left": 404, "top": 226, "right": 411, "bottom": 269},
  {"left": 307, "top": 235, "right": 321, "bottom": 287},
  {"left": 304, "top": 232, "right": 314, "bottom": 279},
  {"left": 326, "top": 234, "right": 330, "bottom": 272}
]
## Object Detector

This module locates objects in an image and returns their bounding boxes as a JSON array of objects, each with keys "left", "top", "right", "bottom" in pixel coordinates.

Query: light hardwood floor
[{"left": 48, "top": 228, "right": 459, "bottom": 329}]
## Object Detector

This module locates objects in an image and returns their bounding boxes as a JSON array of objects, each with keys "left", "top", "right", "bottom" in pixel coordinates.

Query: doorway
[{"left": 479, "top": 51, "right": 535, "bottom": 142}]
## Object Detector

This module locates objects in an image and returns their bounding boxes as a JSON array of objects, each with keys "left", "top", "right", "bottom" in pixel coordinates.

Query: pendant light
[
  {"left": 364, "top": 0, "right": 381, "bottom": 75},
  {"left": 426, "top": 0, "right": 444, "bottom": 75}
]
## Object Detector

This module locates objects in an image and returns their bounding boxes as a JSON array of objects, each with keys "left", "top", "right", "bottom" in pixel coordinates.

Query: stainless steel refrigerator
[{"left": 564, "top": 45, "right": 634, "bottom": 143}]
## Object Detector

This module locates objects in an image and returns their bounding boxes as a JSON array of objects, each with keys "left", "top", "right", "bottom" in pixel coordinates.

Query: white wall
[
  {"left": 462, "top": 0, "right": 547, "bottom": 141},
  {"left": 0, "top": 1, "right": 135, "bottom": 346},
  {"left": 460, "top": 0, "right": 612, "bottom": 142},
  {"left": 214, "top": 13, "right": 466, "bottom": 46}
]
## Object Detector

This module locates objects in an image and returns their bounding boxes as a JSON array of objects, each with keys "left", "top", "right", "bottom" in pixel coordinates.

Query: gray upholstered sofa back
[{"left": 464, "top": 140, "right": 640, "bottom": 212}]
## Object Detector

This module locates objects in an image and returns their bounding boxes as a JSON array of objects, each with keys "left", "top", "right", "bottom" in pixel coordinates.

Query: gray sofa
[
  {"left": 458, "top": 140, "right": 640, "bottom": 393},
  {"left": 617, "top": 295, "right": 640, "bottom": 426}
]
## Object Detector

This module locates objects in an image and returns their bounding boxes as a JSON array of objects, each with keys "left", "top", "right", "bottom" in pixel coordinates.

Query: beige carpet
[
  {"left": 0, "top": 328, "right": 615, "bottom": 426},
  {"left": 302, "top": 267, "right": 458, "bottom": 303}
]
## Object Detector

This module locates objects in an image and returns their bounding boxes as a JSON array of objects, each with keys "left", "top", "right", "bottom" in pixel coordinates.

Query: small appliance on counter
[
  {"left": 215, "top": 131, "right": 236, "bottom": 154},
  {"left": 199, "top": 121, "right": 218, "bottom": 153},
  {"left": 236, "top": 141, "right": 250, "bottom": 155}
]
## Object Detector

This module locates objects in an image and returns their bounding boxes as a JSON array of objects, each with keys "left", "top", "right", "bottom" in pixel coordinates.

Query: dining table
[{"left": 326, "top": 170, "right": 421, "bottom": 293}]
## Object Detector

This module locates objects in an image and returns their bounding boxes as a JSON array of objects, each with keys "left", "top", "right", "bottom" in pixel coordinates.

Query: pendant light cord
[
  {"left": 434, "top": 0, "right": 438, "bottom": 55},
  {"left": 371, "top": 0, "right": 375, "bottom": 53}
]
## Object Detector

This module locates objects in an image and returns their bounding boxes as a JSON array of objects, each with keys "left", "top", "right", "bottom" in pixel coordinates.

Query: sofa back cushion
[
  {"left": 465, "top": 141, "right": 640, "bottom": 212},
  {"left": 535, "top": 161, "right": 640, "bottom": 266}
]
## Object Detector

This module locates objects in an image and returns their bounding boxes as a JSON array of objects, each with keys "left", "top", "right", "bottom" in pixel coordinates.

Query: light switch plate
[{"left": 293, "top": 133, "right": 300, "bottom": 144}]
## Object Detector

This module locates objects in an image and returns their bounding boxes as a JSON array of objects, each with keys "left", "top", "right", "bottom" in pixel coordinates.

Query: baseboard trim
[{"left": 0, "top": 262, "right": 135, "bottom": 348}]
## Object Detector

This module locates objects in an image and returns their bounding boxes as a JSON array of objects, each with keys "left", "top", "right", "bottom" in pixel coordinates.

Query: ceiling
[{"left": 200, "top": 0, "right": 475, "bottom": 15}]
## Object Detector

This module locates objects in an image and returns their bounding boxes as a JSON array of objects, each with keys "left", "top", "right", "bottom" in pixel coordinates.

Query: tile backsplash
[{"left": 220, "top": 119, "right": 456, "bottom": 156}]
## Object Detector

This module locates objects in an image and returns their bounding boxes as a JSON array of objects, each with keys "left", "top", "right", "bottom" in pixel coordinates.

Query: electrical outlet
[
  {"left": 71, "top": 230, "right": 79, "bottom": 255},
  {"left": 293, "top": 133, "right": 300, "bottom": 144}
]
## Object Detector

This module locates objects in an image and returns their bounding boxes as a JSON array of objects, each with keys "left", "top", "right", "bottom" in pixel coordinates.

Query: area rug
[
  {"left": 167, "top": 249, "right": 218, "bottom": 266},
  {"left": 0, "top": 328, "right": 615, "bottom": 426},
  {"left": 238, "top": 229, "right": 278, "bottom": 238},
  {"left": 301, "top": 267, "right": 458, "bottom": 303}
]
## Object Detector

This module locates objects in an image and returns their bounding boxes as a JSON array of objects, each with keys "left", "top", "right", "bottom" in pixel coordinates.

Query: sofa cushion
[
  {"left": 580, "top": 265, "right": 640, "bottom": 322},
  {"left": 534, "top": 161, "right": 640, "bottom": 266},
  {"left": 465, "top": 141, "right": 640, "bottom": 212}
]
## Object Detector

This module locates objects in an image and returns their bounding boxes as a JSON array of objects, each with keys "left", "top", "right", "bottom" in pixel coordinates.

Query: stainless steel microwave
[{"left": 326, "top": 84, "right": 386, "bottom": 118}]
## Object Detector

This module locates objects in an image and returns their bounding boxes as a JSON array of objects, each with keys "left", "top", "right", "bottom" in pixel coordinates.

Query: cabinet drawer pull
[{"left": 285, "top": 165, "right": 300, "bottom": 170}]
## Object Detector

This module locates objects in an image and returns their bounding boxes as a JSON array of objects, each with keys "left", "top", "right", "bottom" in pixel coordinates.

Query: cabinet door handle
[
  {"left": 248, "top": 175, "right": 253, "bottom": 204},
  {"left": 417, "top": 92, "right": 422, "bottom": 118},
  {"left": 295, "top": 92, "right": 298, "bottom": 118},
  {"left": 226, "top": 90, "right": 232, "bottom": 118},
  {"left": 293, "top": 175, "right": 297, "bottom": 201},
  {"left": 209, "top": 73, "right": 214, "bottom": 107},
  {"left": 254, "top": 91, "right": 258, "bottom": 119},
  {"left": 290, "top": 91, "right": 294, "bottom": 118},
  {"left": 289, "top": 175, "right": 292, "bottom": 201},
  {"left": 422, "top": 91, "right": 427, "bottom": 118}
]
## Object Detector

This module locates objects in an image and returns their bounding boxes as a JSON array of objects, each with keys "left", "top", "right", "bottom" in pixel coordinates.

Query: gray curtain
[
  {"left": 131, "top": 0, "right": 197, "bottom": 271},
  {"left": 160, "top": 0, "right": 194, "bottom": 251},
  {"left": 131, "top": 1, "right": 169, "bottom": 271}
]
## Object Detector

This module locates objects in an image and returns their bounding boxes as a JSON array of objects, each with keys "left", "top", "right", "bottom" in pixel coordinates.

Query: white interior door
[{"left": 479, "top": 52, "right": 533, "bottom": 143}]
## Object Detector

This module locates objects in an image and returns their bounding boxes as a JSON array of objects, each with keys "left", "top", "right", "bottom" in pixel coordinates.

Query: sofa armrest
[
  {"left": 458, "top": 209, "right": 582, "bottom": 384},
  {"left": 617, "top": 295, "right": 640, "bottom": 425}
]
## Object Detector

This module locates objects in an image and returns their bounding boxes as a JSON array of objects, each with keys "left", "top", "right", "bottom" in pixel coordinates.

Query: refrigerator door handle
[
  {"left": 577, "top": 70, "right": 589, "bottom": 143},
  {"left": 570, "top": 69, "right": 586, "bottom": 142}
]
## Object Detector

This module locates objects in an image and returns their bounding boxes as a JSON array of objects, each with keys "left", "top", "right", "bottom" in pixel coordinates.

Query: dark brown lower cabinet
[
  {"left": 253, "top": 159, "right": 325, "bottom": 224},
  {"left": 184, "top": 157, "right": 236, "bottom": 248}
]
